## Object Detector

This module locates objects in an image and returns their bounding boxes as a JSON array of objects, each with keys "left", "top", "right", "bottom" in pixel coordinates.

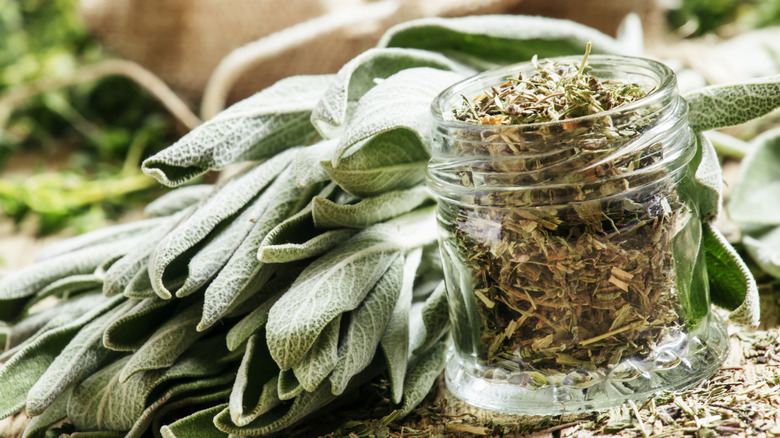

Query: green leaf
[
  {"left": 152, "top": 388, "right": 230, "bottom": 436},
  {"left": 258, "top": 229, "right": 357, "bottom": 264},
  {"left": 228, "top": 333, "right": 281, "bottom": 427},
  {"left": 266, "top": 233, "right": 401, "bottom": 370},
  {"left": 321, "top": 130, "right": 430, "bottom": 197},
  {"left": 334, "top": 68, "right": 464, "bottom": 164},
  {"left": 378, "top": 15, "right": 627, "bottom": 68},
  {"left": 142, "top": 75, "right": 334, "bottom": 187},
  {"left": 148, "top": 150, "right": 295, "bottom": 299},
  {"left": 225, "top": 287, "right": 286, "bottom": 352},
  {"left": 313, "top": 186, "right": 432, "bottom": 229},
  {"left": 277, "top": 369, "right": 303, "bottom": 401},
  {"left": 160, "top": 404, "right": 228, "bottom": 438},
  {"left": 684, "top": 74, "right": 780, "bottom": 132},
  {"left": 380, "top": 248, "right": 420, "bottom": 404},
  {"left": 26, "top": 306, "right": 125, "bottom": 415},
  {"left": 412, "top": 281, "right": 449, "bottom": 355},
  {"left": 672, "top": 206, "right": 709, "bottom": 327},
  {"left": 21, "top": 387, "right": 72, "bottom": 438},
  {"left": 144, "top": 184, "right": 213, "bottom": 218},
  {"left": 388, "top": 340, "right": 447, "bottom": 420},
  {"left": 119, "top": 300, "right": 205, "bottom": 382},
  {"left": 311, "top": 47, "right": 471, "bottom": 138},
  {"left": 293, "top": 315, "right": 341, "bottom": 392},
  {"left": 330, "top": 255, "right": 403, "bottom": 395},
  {"left": 743, "top": 226, "right": 780, "bottom": 278},
  {"left": 103, "top": 298, "right": 173, "bottom": 352},
  {"left": 704, "top": 223, "right": 760, "bottom": 327},
  {"left": 199, "top": 168, "right": 315, "bottom": 331},
  {"left": 294, "top": 139, "right": 339, "bottom": 188},
  {"left": 679, "top": 133, "right": 722, "bottom": 223},
  {"left": 0, "top": 294, "right": 123, "bottom": 418},
  {"left": 728, "top": 128, "right": 780, "bottom": 225}
]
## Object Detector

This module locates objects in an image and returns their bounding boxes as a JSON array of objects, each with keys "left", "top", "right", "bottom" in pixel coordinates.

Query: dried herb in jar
[{"left": 449, "top": 44, "right": 686, "bottom": 373}]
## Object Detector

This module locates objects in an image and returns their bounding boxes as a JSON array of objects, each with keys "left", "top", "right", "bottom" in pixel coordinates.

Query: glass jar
[{"left": 427, "top": 55, "right": 728, "bottom": 414}]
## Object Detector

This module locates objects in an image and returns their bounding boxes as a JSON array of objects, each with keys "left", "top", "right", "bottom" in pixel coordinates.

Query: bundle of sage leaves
[{"left": 0, "top": 14, "right": 776, "bottom": 437}]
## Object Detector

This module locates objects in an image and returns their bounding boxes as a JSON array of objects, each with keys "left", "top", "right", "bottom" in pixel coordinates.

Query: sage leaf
[
  {"left": 6, "top": 293, "right": 104, "bottom": 350},
  {"left": 728, "top": 128, "right": 780, "bottom": 225},
  {"left": 412, "top": 281, "right": 449, "bottom": 355},
  {"left": 160, "top": 404, "right": 228, "bottom": 438},
  {"left": 743, "top": 227, "right": 780, "bottom": 279},
  {"left": 123, "top": 268, "right": 163, "bottom": 300},
  {"left": 119, "top": 300, "right": 205, "bottom": 382},
  {"left": 68, "top": 336, "right": 233, "bottom": 432},
  {"left": 21, "top": 387, "right": 72, "bottom": 438},
  {"left": 266, "top": 233, "right": 401, "bottom": 370},
  {"left": 333, "top": 68, "right": 464, "bottom": 164},
  {"left": 32, "top": 274, "right": 102, "bottom": 302},
  {"left": 377, "top": 15, "right": 627, "bottom": 68},
  {"left": 142, "top": 75, "right": 333, "bottom": 187},
  {"left": 381, "top": 248, "right": 420, "bottom": 404},
  {"left": 148, "top": 150, "right": 294, "bottom": 298},
  {"left": 199, "top": 168, "right": 315, "bottom": 330},
  {"left": 684, "top": 74, "right": 780, "bottom": 132},
  {"left": 229, "top": 333, "right": 281, "bottom": 427},
  {"left": 152, "top": 388, "right": 231, "bottom": 436},
  {"left": 225, "top": 287, "right": 286, "bottom": 352},
  {"left": 293, "top": 315, "right": 341, "bottom": 392},
  {"left": 330, "top": 256, "right": 403, "bottom": 395},
  {"left": 704, "top": 223, "right": 760, "bottom": 327},
  {"left": 313, "top": 186, "right": 432, "bottom": 229},
  {"left": 294, "top": 139, "right": 338, "bottom": 188},
  {"left": 277, "top": 369, "right": 303, "bottom": 401},
  {"left": 311, "top": 48, "right": 471, "bottom": 138},
  {"left": 321, "top": 130, "right": 430, "bottom": 197},
  {"left": 392, "top": 340, "right": 447, "bottom": 419},
  {"left": 144, "top": 184, "right": 213, "bottom": 218},
  {"left": 258, "top": 229, "right": 357, "bottom": 264},
  {"left": 26, "top": 306, "right": 126, "bottom": 415},
  {"left": 103, "top": 298, "right": 172, "bottom": 352},
  {"left": 0, "top": 294, "right": 122, "bottom": 418},
  {"left": 672, "top": 206, "right": 709, "bottom": 326},
  {"left": 679, "top": 132, "right": 722, "bottom": 223}
]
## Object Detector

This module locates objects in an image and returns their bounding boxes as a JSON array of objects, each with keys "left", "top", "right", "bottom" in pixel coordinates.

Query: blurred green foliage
[
  {"left": 0, "top": 0, "right": 180, "bottom": 234},
  {"left": 667, "top": 0, "right": 780, "bottom": 36}
]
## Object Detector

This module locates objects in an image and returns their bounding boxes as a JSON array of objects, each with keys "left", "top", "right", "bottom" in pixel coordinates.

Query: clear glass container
[{"left": 426, "top": 55, "right": 728, "bottom": 415}]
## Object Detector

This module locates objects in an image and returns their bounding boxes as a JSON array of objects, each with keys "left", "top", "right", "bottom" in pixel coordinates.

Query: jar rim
[{"left": 431, "top": 54, "right": 677, "bottom": 131}]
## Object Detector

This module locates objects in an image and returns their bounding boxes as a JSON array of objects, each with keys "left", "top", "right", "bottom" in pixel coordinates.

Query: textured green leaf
[
  {"left": 321, "top": 130, "right": 430, "bottom": 198},
  {"left": 311, "top": 47, "right": 471, "bottom": 138},
  {"left": 142, "top": 75, "right": 334, "bottom": 187},
  {"left": 123, "top": 268, "right": 162, "bottom": 299},
  {"left": 21, "top": 387, "right": 72, "bottom": 438},
  {"left": 26, "top": 306, "right": 125, "bottom": 415},
  {"left": 684, "top": 74, "right": 780, "bottom": 132},
  {"left": 258, "top": 229, "right": 356, "bottom": 264},
  {"left": 144, "top": 184, "right": 213, "bottom": 218},
  {"left": 391, "top": 340, "right": 447, "bottom": 419},
  {"left": 225, "top": 287, "right": 286, "bottom": 352},
  {"left": 412, "top": 281, "right": 449, "bottom": 355},
  {"left": 0, "top": 294, "right": 123, "bottom": 418},
  {"left": 313, "top": 186, "right": 432, "bottom": 229},
  {"left": 199, "top": 168, "right": 315, "bottom": 331},
  {"left": 160, "top": 404, "right": 228, "bottom": 438},
  {"left": 148, "top": 150, "right": 295, "bottom": 298},
  {"left": 266, "top": 233, "right": 401, "bottom": 370},
  {"left": 152, "top": 388, "right": 230, "bottom": 436},
  {"left": 277, "top": 369, "right": 303, "bottom": 401},
  {"left": 31, "top": 274, "right": 102, "bottom": 303},
  {"left": 228, "top": 333, "right": 281, "bottom": 427},
  {"left": 728, "top": 128, "right": 780, "bottom": 225},
  {"left": 334, "top": 68, "right": 463, "bottom": 164},
  {"left": 704, "top": 223, "right": 760, "bottom": 327},
  {"left": 679, "top": 133, "right": 722, "bottom": 223},
  {"left": 378, "top": 15, "right": 627, "bottom": 67},
  {"left": 294, "top": 139, "right": 338, "bottom": 188},
  {"left": 103, "top": 298, "right": 173, "bottom": 352},
  {"left": 292, "top": 315, "right": 341, "bottom": 392},
  {"left": 672, "top": 205, "right": 709, "bottom": 326},
  {"left": 330, "top": 256, "right": 403, "bottom": 395},
  {"left": 743, "top": 226, "right": 780, "bottom": 278},
  {"left": 380, "top": 249, "right": 420, "bottom": 404},
  {"left": 119, "top": 300, "right": 205, "bottom": 382}
]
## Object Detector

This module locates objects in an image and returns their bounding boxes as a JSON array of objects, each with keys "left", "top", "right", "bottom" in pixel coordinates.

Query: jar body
[{"left": 427, "top": 56, "right": 728, "bottom": 414}]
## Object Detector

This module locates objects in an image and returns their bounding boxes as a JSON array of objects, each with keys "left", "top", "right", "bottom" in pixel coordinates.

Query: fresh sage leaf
[
  {"left": 199, "top": 167, "right": 315, "bottom": 331},
  {"left": 266, "top": 233, "right": 401, "bottom": 370},
  {"left": 119, "top": 300, "right": 206, "bottom": 382},
  {"left": 313, "top": 185, "right": 432, "bottom": 229},
  {"left": 142, "top": 75, "right": 333, "bottom": 187},
  {"left": 294, "top": 139, "right": 339, "bottom": 188},
  {"left": 228, "top": 333, "right": 281, "bottom": 427},
  {"left": 311, "top": 47, "right": 471, "bottom": 138},
  {"left": 333, "top": 68, "right": 464, "bottom": 164},
  {"left": 160, "top": 404, "right": 228, "bottom": 438},
  {"left": 412, "top": 281, "right": 449, "bottom": 355},
  {"left": 728, "top": 128, "right": 780, "bottom": 225},
  {"left": 144, "top": 184, "right": 213, "bottom": 218},
  {"left": 152, "top": 388, "right": 231, "bottom": 436},
  {"left": 103, "top": 298, "right": 172, "bottom": 352},
  {"left": 377, "top": 15, "right": 627, "bottom": 68},
  {"left": 380, "top": 248, "right": 420, "bottom": 404},
  {"left": 743, "top": 226, "right": 780, "bottom": 278},
  {"left": 330, "top": 256, "right": 403, "bottom": 395},
  {"left": 277, "top": 369, "right": 303, "bottom": 401},
  {"left": 148, "top": 150, "right": 295, "bottom": 298},
  {"left": 390, "top": 340, "right": 447, "bottom": 419},
  {"left": 292, "top": 315, "right": 341, "bottom": 392},
  {"left": 684, "top": 74, "right": 780, "bottom": 133},
  {"left": 704, "top": 223, "right": 760, "bottom": 327},
  {"left": 258, "top": 229, "right": 357, "bottom": 264},
  {"left": 225, "top": 287, "right": 286, "bottom": 352},
  {"left": 32, "top": 274, "right": 102, "bottom": 302},
  {"left": 21, "top": 387, "right": 72, "bottom": 438},
  {"left": 26, "top": 306, "right": 125, "bottom": 416}
]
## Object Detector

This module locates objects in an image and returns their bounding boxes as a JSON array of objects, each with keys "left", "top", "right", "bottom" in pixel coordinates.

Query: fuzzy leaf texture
[
  {"left": 142, "top": 75, "right": 333, "bottom": 186},
  {"left": 728, "top": 128, "right": 780, "bottom": 225}
]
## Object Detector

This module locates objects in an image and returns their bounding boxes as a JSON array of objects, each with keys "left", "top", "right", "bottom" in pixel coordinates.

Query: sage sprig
[{"left": 0, "top": 13, "right": 778, "bottom": 438}]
